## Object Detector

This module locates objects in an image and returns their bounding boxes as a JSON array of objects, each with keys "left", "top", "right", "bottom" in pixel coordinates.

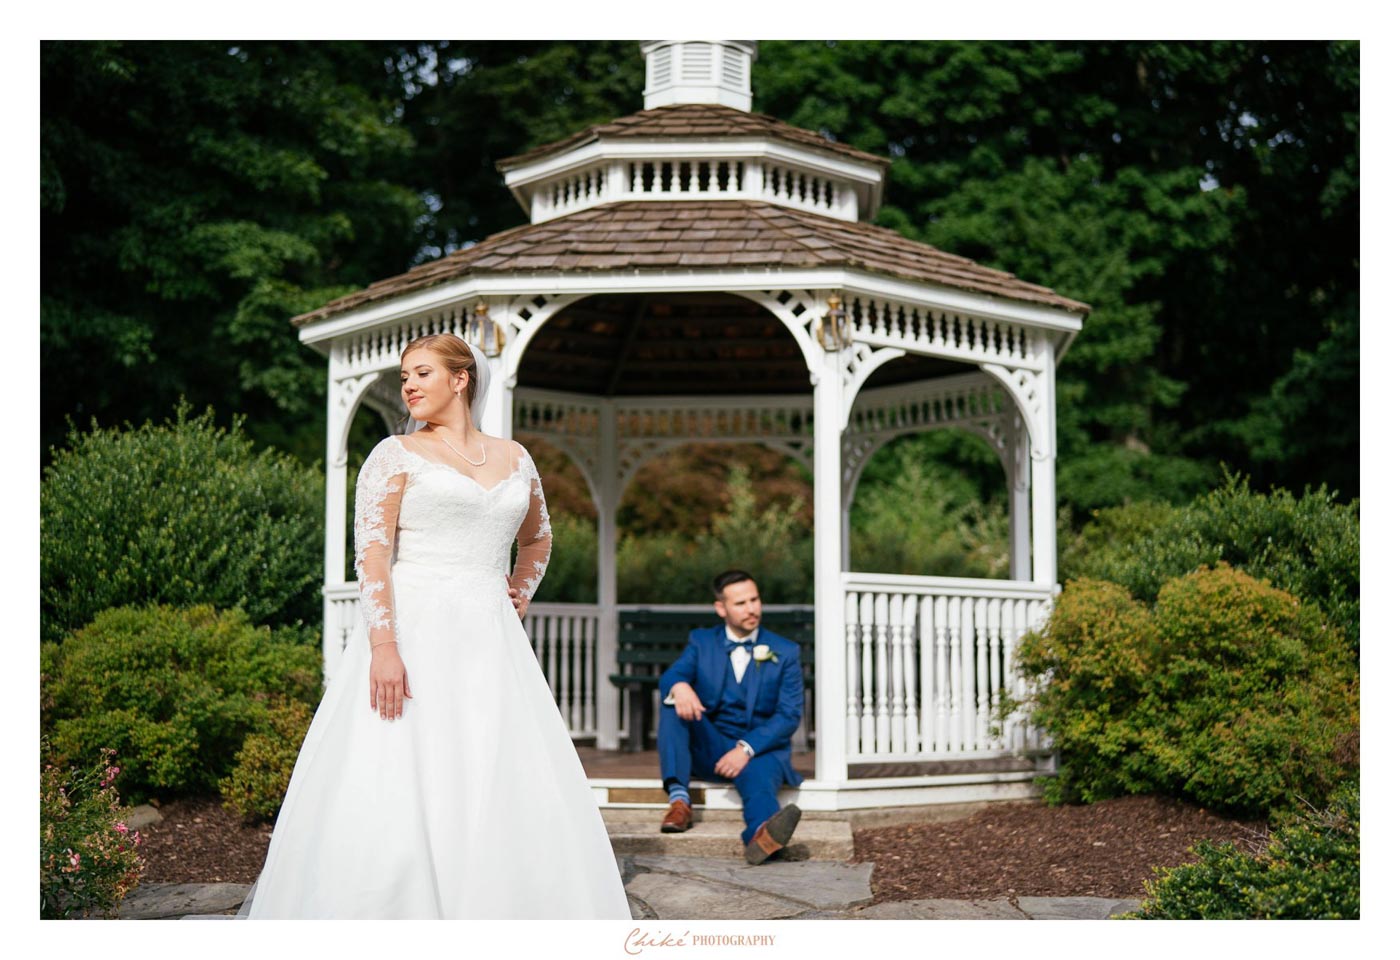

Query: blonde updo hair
[{"left": 401, "top": 333, "right": 478, "bottom": 414}]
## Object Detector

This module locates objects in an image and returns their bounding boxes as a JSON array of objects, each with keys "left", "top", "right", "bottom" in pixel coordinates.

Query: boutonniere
[{"left": 752, "top": 644, "right": 779, "bottom": 663}]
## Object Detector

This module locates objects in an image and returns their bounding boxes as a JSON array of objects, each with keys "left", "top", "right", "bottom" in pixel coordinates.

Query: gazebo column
[
  {"left": 480, "top": 354, "right": 512, "bottom": 439},
  {"left": 1029, "top": 337, "right": 1058, "bottom": 585},
  {"left": 322, "top": 356, "right": 378, "bottom": 681},
  {"left": 812, "top": 350, "right": 849, "bottom": 783},
  {"left": 595, "top": 399, "right": 622, "bottom": 750},
  {"left": 1007, "top": 416, "right": 1031, "bottom": 581}
]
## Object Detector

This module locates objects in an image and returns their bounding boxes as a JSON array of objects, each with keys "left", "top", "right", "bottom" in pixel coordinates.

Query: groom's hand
[
  {"left": 670, "top": 682, "right": 706, "bottom": 721},
  {"left": 714, "top": 746, "right": 750, "bottom": 779}
]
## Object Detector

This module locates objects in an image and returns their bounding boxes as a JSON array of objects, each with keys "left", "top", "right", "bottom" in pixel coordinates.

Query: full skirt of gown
[{"left": 242, "top": 561, "right": 631, "bottom": 919}]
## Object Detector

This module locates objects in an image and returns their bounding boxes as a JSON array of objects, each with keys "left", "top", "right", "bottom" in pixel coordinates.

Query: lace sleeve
[
  {"left": 509, "top": 442, "right": 552, "bottom": 603},
  {"left": 354, "top": 438, "right": 412, "bottom": 647}
]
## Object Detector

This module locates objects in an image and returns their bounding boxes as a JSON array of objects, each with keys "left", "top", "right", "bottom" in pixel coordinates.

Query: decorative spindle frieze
[
  {"left": 527, "top": 156, "right": 856, "bottom": 222},
  {"left": 847, "top": 295, "right": 1040, "bottom": 371}
]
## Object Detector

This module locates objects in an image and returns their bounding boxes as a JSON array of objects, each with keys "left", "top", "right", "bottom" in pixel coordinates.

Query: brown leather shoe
[
  {"left": 660, "top": 799, "right": 692, "bottom": 833},
  {"left": 744, "top": 804, "right": 802, "bottom": 864}
]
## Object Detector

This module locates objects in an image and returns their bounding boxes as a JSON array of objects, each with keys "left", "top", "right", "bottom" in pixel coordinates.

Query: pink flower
[
  {"left": 114, "top": 822, "right": 129, "bottom": 835},
  {"left": 69, "top": 851, "right": 80, "bottom": 869}
]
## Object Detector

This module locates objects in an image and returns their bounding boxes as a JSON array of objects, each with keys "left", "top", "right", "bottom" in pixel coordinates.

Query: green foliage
[
  {"left": 752, "top": 40, "right": 1357, "bottom": 507},
  {"left": 617, "top": 466, "right": 813, "bottom": 603},
  {"left": 41, "top": 40, "right": 422, "bottom": 463},
  {"left": 1059, "top": 500, "right": 1178, "bottom": 582},
  {"left": 1065, "top": 473, "right": 1359, "bottom": 650},
  {"left": 850, "top": 438, "right": 1010, "bottom": 579},
  {"left": 41, "top": 605, "right": 323, "bottom": 802},
  {"left": 528, "top": 511, "right": 599, "bottom": 604},
  {"left": 1127, "top": 781, "right": 1359, "bottom": 919},
  {"left": 43, "top": 40, "right": 1358, "bottom": 509},
  {"left": 219, "top": 698, "right": 315, "bottom": 821},
  {"left": 41, "top": 404, "right": 324, "bottom": 644},
  {"left": 40, "top": 746, "right": 145, "bottom": 919},
  {"left": 1017, "top": 566, "right": 1357, "bottom": 818}
]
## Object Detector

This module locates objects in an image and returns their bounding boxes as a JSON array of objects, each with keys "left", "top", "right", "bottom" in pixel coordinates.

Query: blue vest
[{"left": 708, "top": 654, "right": 751, "bottom": 740}]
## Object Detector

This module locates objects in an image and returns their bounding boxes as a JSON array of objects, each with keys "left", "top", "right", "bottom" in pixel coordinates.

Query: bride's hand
[
  {"left": 369, "top": 643, "right": 413, "bottom": 721},
  {"left": 506, "top": 581, "right": 529, "bottom": 621}
]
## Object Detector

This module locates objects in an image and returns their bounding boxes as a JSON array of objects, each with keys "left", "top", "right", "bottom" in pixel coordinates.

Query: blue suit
[{"left": 657, "top": 624, "right": 805, "bottom": 846}]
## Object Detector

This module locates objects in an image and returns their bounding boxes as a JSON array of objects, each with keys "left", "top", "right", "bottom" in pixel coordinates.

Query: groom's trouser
[{"left": 657, "top": 704, "right": 784, "bottom": 846}]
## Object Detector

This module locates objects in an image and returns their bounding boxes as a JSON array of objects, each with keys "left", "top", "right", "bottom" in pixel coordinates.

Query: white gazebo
[{"left": 293, "top": 40, "right": 1089, "bottom": 811}]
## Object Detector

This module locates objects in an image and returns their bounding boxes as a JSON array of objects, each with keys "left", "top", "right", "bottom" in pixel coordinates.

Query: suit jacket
[{"left": 658, "top": 624, "right": 806, "bottom": 786}]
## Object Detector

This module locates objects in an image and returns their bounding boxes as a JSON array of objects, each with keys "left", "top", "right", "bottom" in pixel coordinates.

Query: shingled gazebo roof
[
  {"left": 291, "top": 200, "right": 1089, "bottom": 327},
  {"left": 496, "top": 102, "right": 889, "bottom": 172}
]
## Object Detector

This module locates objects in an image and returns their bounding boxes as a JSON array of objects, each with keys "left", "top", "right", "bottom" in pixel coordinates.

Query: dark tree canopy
[{"left": 41, "top": 40, "right": 1358, "bottom": 511}]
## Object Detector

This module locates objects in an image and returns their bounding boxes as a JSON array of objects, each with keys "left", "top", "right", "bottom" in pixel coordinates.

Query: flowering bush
[{"left": 40, "top": 747, "right": 144, "bottom": 919}]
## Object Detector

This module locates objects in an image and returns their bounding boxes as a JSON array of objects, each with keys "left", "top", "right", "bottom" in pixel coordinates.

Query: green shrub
[
  {"left": 1127, "top": 781, "right": 1359, "bottom": 919},
  {"left": 41, "top": 605, "right": 322, "bottom": 802},
  {"left": 219, "top": 697, "right": 314, "bottom": 821},
  {"left": 41, "top": 403, "right": 324, "bottom": 644},
  {"left": 850, "top": 440, "right": 1010, "bottom": 579},
  {"left": 1059, "top": 500, "right": 1177, "bottom": 582},
  {"left": 1066, "top": 473, "right": 1359, "bottom": 651},
  {"left": 40, "top": 746, "right": 144, "bottom": 919},
  {"left": 1015, "top": 579, "right": 1163, "bottom": 805},
  {"left": 1149, "top": 567, "right": 1358, "bottom": 814},
  {"left": 1017, "top": 566, "right": 1358, "bottom": 818}
]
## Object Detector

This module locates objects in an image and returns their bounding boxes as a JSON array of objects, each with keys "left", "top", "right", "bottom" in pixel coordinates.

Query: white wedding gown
[{"left": 242, "top": 435, "right": 631, "bottom": 919}]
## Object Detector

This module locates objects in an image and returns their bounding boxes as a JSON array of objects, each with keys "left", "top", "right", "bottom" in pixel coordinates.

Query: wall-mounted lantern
[
  {"left": 816, "top": 293, "right": 852, "bottom": 351},
  {"left": 467, "top": 301, "right": 506, "bottom": 357}
]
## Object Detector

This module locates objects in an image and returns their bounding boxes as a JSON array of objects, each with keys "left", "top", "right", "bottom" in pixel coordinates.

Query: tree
[{"left": 41, "top": 41, "right": 423, "bottom": 462}]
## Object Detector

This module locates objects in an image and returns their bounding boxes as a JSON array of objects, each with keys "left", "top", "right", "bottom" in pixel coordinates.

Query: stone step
[{"left": 605, "top": 815, "right": 854, "bottom": 861}]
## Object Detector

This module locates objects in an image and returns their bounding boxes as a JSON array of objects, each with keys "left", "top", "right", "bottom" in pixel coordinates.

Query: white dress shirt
[
  {"left": 725, "top": 626, "right": 758, "bottom": 758},
  {"left": 725, "top": 625, "right": 758, "bottom": 683}
]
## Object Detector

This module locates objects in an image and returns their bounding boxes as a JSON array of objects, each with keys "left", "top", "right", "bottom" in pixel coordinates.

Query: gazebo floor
[
  {"left": 574, "top": 743, "right": 817, "bottom": 781},
  {"left": 573, "top": 744, "right": 1038, "bottom": 781}
]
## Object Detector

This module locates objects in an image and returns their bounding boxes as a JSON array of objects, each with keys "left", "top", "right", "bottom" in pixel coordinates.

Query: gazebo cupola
[
  {"left": 293, "top": 40, "right": 1090, "bottom": 812},
  {"left": 641, "top": 40, "right": 756, "bottom": 110},
  {"left": 497, "top": 40, "right": 884, "bottom": 224}
]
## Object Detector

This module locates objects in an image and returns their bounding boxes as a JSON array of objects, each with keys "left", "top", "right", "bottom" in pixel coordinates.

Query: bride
[{"left": 242, "top": 333, "right": 632, "bottom": 919}]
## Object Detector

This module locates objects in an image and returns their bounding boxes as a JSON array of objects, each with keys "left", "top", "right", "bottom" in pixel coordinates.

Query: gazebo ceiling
[{"left": 516, "top": 292, "right": 966, "bottom": 397}]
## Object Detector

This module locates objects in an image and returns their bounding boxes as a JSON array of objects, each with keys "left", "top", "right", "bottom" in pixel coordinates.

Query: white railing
[
  {"left": 322, "top": 587, "right": 603, "bottom": 739},
  {"left": 529, "top": 158, "right": 859, "bottom": 222},
  {"left": 842, "top": 573, "right": 1054, "bottom": 760},
  {"left": 524, "top": 603, "right": 602, "bottom": 738},
  {"left": 324, "top": 580, "right": 1053, "bottom": 763}
]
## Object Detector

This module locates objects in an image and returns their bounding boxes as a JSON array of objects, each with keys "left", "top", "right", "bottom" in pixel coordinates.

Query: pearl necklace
[{"left": 438, "top": 433, "right": 486, "bottom": 466}]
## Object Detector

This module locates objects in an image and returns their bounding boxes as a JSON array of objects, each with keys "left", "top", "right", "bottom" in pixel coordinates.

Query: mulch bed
[
  {"left": 138, "top": 793, "right": 1267, "bottom": 901},
  {"left": 136, "top": 797, "right": 273, "bottom": 885},
  {"left": 853, "top": 794, "right": 1267, "bottom": 902}
]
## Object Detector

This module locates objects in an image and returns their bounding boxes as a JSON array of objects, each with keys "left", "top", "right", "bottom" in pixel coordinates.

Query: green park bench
[{"left": 609, "top": 608, "right": 815, "bottom": 753}]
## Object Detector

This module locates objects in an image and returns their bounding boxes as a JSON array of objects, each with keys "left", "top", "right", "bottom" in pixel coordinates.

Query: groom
[{"left": 656, "top": 570, "right": 805, "bottom": 864}]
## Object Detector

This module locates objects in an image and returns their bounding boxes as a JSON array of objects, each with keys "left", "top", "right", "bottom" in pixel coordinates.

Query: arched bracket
[
  {"left": 980, "top": 363, "right": 1050, "bottom": 460},
  {"left": 498, "top": 292, "right": 590, "bottom": 387},
  {"left": 731, "top": 289, "right": 828, "bottom": 378},
  {"left": 329, "top": 371, "right": 381, "bottom": 468},
  {"left": 841, "top": 343, "right": 906, "bottom": 431}
]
